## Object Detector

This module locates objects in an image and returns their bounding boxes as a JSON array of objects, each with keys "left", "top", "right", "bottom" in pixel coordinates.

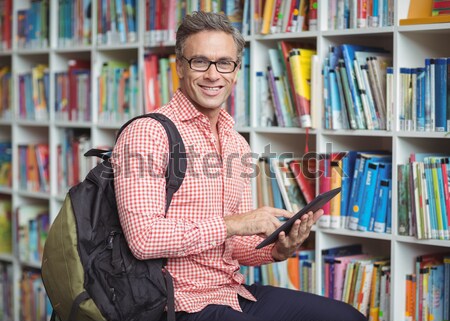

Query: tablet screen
[{"left": 255, "top": 187, "right": 341, "bottom": 249}]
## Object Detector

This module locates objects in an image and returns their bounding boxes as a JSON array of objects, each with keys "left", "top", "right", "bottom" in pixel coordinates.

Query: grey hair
[{"left": 175, "top": 11, "right": 246, "bottom": 63}]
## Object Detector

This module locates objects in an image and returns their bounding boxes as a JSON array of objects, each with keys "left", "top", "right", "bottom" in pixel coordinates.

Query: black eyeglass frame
[{"left": 181, "top": 56, "right": 239, "bottom": 74}]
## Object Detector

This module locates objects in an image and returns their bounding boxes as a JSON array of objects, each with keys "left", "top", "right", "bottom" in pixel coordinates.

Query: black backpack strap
[
  {"left": 84, "top": 113, "right": 187, "bottom": 212},
  {"left": 163, "top": 268, "right": 176, "bottom": 321},
  {"left": 68, "top": 291, "right": 91, "bottom": 321},
  {"left": 148, "top": 113, "right": 187, "bottom": 213}
]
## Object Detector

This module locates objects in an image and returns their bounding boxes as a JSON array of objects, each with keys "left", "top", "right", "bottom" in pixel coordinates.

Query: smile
[{"left": 200, "top": 85, "right": 222, "bottom": 91}]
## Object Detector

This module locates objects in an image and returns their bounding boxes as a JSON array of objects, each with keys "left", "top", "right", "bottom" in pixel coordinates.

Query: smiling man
[{"left": 112, "top": 11, "right": 366, "bottom": 321}]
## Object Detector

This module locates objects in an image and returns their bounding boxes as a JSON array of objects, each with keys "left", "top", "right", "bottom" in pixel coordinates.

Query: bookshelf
[{"left": 0, "top": 0, "right": 449, "bottom": 320}]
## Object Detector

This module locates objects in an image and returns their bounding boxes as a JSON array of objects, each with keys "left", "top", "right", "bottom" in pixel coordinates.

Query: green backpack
[{"left": 41, "top": 113, "right": 186, "bottom": 321}]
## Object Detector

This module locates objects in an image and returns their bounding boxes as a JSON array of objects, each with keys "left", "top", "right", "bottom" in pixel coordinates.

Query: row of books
[
  {"left": 0, "top": 262, "right": 13, "bottom": 321},
  {"left": 0, "top": 0, "right": 12, "bottom": 50},
  {"left": 327, "top": 0, "right": 394, "bottom": 30},
  {"left": 18, "top": 144, "right": 50, "bottom": 194},
  {"left": 144, "top": 0, "right": 249, "bottom": 46},
  {"left": 18, "top": 64, "right": 50, "bottom": 121},
  {"left": 0, "top": 142, "right": 11, "bottom": 188},
  {"left": 256, "top": 157, "right": 316, "bottom": 213},
  {"left": 226, "top": 48, "right": 250, "bottom": 127},
  {"left": 405, "top": 252, "right": 450, "bottom": 321},
  {"left": 55, "top": 60, "right": 91, "bottom": 122},
  {"left": 98, "top": 60, "right": 139, "bottom": 123},
  {"left": 97, "top": 0, "right": 137, "bottom": 45},
  {"left": 17, "top": 0, "right": 49, "bottom": 50},
  {"left": 398, "top": 57, "right": 450, "bottom": 132},
  {"left": 144, "top": 54, "right": 178, "bottom": 114},
  {"left": 0, "top": 197, "right": 11, "bottom": 254},
  {"left": 58, "top": 0, "right": 92, "bottom": 47},
  {"left": 322, "top": 44, "right": 393, "bottom": 130},
  {"left": 398, "top": 153, "right": 450, "bottom": 240},
  {"left": 17, "top": 205, "right": 50, "bottom": 264},
  {"left": 432, "top": 0, "right": 450, "bottom": 16},
  {"left": 255, "top": 0, "right": 317, "bottom": 35},
  {"left": 257, "top": 41, "right": 318, "bottom": 128},
  {"left": 20, "top": 269, "right": 52, "bottom": 321},
  {"left": 0, "top": 66, "right": 12, "bottom": 120},
  {"left": 321, "top": 244, "right": 390, "bottom": 320},
  {"left": 57, "top": 130, "right": 95, "bottom": 194},
  {"left": 319, "top": 151, "right": 392, "bottom": 234},
  {"left": 241, "top": 248, "right": 316, "bottom": 293}
]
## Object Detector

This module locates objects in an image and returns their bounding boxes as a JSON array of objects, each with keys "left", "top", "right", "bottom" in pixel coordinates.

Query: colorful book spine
[
  {"left": 288, "top": 48, "right": 314, "bottom": 128},
  {"left": 435, "top": 57, "right": 448, "bottom": 132}
]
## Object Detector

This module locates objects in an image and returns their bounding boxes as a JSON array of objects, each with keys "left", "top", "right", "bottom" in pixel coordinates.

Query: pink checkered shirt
[{"left": 112, "top": 90, "right": 275, "bottom": 313}]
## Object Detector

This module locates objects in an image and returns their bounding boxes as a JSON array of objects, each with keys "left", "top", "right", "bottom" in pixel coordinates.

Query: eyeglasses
[{"left": 181, "top": 56, "right": 239, "bottom": 73}]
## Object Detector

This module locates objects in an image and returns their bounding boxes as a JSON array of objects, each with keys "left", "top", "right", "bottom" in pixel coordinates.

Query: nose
[{"left": 204, "top": 63, "right": 221, "bottom": 80}]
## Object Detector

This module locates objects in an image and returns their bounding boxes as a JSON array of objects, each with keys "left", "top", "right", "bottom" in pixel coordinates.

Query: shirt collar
[{"left": 171, "top": 89, "right": 235, "bottom": 132}]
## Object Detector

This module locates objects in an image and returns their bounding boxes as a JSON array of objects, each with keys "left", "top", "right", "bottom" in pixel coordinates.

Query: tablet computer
[{"left": 255, "top": 187, "right": 342, "bottom": 249}]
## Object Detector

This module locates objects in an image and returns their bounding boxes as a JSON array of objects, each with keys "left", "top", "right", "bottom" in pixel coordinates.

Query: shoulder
[{"left": 114, "top": 116, "right": 169, "bottom": 152}]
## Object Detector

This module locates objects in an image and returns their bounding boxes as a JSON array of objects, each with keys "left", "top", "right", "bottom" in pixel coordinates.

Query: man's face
[{"left": 176, "top": 31, "right": 240, "bottom": 115}]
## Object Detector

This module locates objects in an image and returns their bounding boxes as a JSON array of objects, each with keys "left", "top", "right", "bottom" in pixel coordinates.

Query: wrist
[{"left": 271, "top": 246, "right": 285, "bottom": 262}]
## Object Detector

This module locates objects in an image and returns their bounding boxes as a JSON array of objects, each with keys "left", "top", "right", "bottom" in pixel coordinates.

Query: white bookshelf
[{"left": 0, "top": 0, "right": 449, "bottom": 320}]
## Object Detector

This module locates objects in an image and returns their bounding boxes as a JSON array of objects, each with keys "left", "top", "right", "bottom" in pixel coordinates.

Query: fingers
[
  {"left": 268, "top": 207, "right": 294, "bottom": 219},
  {"left": 312, "top": 209, "right": 324, "bottom": 222}
]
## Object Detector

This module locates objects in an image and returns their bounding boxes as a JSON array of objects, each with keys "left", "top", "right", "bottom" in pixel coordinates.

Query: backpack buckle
[
  {"left": 107, "top": 231, "right": 118, "bottom": 249},
  {"left": 167, "top": 179, "right": 179, "bottom": 189}
]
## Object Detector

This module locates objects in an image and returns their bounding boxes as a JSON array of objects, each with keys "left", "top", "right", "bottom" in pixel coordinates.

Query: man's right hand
[{"left": 224, "top": 207, "right": 293, "bottom": 238}]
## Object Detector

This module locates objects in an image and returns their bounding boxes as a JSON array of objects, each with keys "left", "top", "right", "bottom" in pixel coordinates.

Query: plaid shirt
[{"left": 112, "top": 90, "right": 275, "bottom": 313}]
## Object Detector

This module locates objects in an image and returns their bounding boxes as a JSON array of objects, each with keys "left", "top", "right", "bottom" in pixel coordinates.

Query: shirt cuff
[
  {"left": 196, "top": 217, "right": 227, "bottom": 250},
  {"left": 261, "top": 243, "right": 277, "bottom": 263}
]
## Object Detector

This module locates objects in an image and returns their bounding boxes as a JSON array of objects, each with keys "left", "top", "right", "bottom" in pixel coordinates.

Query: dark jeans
[{"left": 174, "top": 284, "right": 368, "bottom": 321}]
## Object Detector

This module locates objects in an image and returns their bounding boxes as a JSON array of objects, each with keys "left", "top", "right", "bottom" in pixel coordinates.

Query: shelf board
[
  {"left": 322, "top": 26, "right": 394, "bottom": 37},
  {"left": 396, "top": 235, "right": 450, "bottom": 247},
  {"left": 16, "top": 190, "right": 51, "bottom": 200},
  {"left": 0, "top": 253, "right": 14, "bottom": 263},
  {"left": 235, "top": 126, "right": 252, "bottom": 133},
  {"left": 54, "top": 120, "right": 93, "bottom": 128},
  {"left": 0, "top": 186, "right": 13, "bottom": 195},
  {"left": 15, "top": 48, "right": 50, "bottom": 55},
  {"left": 0, "top": 50, "right": 12, "bottom": 56},
  {"left": 20, "top": 260, "right": 42, "bottom": 270},
  {"left": 54, "top": 45, "right": 93, "bottom": 53},
  {"left": 16, "top": 119, "right": 50, "bottom": 127},
  {"left": 0, "top": 118, "right": 13, "bottom": 126},
  {"left": 254, "top": 126, "right": 316, "bottom": 134},
  {"left": 318, "top": 227, "right": 393, "bottom": 241},
  {"left": 144, "top": 40, "right": 176, "bottom": 48},
  {"left": 96, "top": 42, "right": 140, "bottom": 51},
  {"left": 397, "top": 131, "right": 450, "bottom": 139},
  {"left": 321, "top": 129, "right": 393, "bottom": 137},
  {"left": 398, "top": 22, "right": 450, "bottom": 33},
  {"left": 253, "top": 30, "right": 318, "bottom": 40},
  {"left": 97, "top": 122, "right": 123, "bottom": 130}
]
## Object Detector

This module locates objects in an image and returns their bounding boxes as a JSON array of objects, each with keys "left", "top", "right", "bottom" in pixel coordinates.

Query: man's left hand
[{"left": 271, "top": 209, "right": 323, "bottom": 261}]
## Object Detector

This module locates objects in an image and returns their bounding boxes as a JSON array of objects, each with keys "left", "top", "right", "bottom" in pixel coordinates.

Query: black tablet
[{"left": 255, "top": 187, "right": 342, "bottom": 249}]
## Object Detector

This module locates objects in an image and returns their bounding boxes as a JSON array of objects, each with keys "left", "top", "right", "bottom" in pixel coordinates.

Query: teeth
[{"left": 203, "top": 86, "right": 220, "bottom": 91}]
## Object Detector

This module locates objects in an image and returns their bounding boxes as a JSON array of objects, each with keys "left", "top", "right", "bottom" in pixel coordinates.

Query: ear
[
  {"left": 232, "top": 63, "right": 241, "bottom": 84},
  {"left": 176, "top": 58, "right": 184, "bottom": 79}
]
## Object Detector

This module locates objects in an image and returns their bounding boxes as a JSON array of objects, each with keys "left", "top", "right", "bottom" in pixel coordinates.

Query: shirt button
[{"left": 211, "top": 241, "right": 216, "bottom": 246}]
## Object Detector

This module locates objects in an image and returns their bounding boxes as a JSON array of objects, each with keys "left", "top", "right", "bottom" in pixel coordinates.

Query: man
[{"left": 112, "top": 11, "right": 366, "bottom": 321}]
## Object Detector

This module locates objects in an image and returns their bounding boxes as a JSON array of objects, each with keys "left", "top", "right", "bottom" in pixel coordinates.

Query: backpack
[{"left": 41, "top": 113, "right": 187, "bottom": 321}]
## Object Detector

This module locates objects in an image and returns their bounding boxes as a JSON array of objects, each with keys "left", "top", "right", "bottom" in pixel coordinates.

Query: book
[
  {"left": 271, "top": 157, "right": 307, "bottom": 213},
  {"left": 0, "top": 197, "right": 12, "bottom": 254},
  {"left": 288, "top": 157, "right": 316, "bottom": 203},
  {"left": 288, "top": 48, "right": 316, "bottom": 128}
]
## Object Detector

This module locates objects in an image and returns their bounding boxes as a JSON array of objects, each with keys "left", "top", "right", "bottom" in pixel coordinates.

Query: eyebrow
[{"left": 190, "top": 55, "right": 237, "bottom": 61}]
